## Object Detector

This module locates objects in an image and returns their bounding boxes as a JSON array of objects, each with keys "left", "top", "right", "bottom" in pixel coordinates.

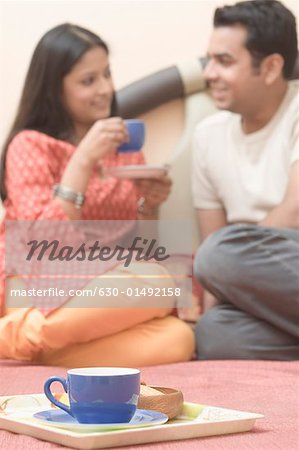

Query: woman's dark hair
[
  {"left": 214, "top": 0, "right": 298, "bottom": 78},
  {"left": 0, "top": 23, "right": 117, "bottom": 201}
]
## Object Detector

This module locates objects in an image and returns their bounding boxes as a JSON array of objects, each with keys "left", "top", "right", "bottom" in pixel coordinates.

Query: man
[{"left": 192, "top": 0, "right": 299, "bottom": 359}]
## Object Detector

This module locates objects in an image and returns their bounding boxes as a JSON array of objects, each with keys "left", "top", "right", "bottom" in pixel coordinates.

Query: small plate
[
  {"left": 32, "top": 408, "right": 168, "bottom": 431},
  {"left": 105, "top": 165, "right": 169, "bottom": 179}
]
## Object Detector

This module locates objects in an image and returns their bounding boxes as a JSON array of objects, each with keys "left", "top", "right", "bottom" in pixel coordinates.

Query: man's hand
[
  {"left": 260, "top": 161, "right": 299, "bottom": 228},
  {"left": 196, "top": 208, "right": 228, "bottom": 241}
]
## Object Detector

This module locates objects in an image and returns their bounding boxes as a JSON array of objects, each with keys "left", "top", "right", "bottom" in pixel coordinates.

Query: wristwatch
[{"left": 53, "top": 184, "right": 85, "bottom": 209}]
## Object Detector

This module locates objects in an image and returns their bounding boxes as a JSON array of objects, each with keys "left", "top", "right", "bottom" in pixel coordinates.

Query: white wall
[{"left": 0, "top": 0, "right": 298, "bottom": 145}]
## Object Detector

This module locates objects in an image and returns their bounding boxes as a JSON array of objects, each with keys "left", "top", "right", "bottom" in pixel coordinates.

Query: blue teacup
[
  {"left": 118, "top": 119, "right": 145, "bottom": 152},
  {"left": 44, "top": 367, "right": 140, "bottom": 424}
]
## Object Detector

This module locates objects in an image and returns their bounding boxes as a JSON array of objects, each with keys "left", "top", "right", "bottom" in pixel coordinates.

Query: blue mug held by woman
[
  {"left": 44, "top": 367, "right": 140, "bottom": 424},
  {"left": 117, "top": 119, "right": 145, "bottom": 152}
]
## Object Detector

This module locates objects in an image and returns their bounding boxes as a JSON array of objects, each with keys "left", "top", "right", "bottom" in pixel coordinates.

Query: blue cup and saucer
[{"left": 34, "top": 367, "right": 168, "bottom": 431}]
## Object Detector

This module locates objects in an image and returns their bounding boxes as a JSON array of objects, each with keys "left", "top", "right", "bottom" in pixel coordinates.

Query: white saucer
[
  {"left": 33, "top": 408, "right": 168, "bottom": 431},
  {"left": 105, "top": 165, "right": 169, "bottom": 179}
]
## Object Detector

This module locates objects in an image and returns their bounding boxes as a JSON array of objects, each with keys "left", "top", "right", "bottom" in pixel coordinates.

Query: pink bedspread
[{"left": 0, "top": 360, "right": 298, "bottom": 449}]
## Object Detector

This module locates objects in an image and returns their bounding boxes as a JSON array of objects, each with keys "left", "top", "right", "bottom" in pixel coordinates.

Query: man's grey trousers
[{"left": 194, "top": 224, "right": 299, "bottom": 360}]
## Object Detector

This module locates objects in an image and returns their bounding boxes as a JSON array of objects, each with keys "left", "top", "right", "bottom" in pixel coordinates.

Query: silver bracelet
[{"left": 53, "top": 184, "right": 85, "bottom": 210}]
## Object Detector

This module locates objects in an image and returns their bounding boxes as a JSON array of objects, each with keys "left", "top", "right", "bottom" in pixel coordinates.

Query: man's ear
[{"left": 261, "top": 54, "right": 284, "bottom": 85}]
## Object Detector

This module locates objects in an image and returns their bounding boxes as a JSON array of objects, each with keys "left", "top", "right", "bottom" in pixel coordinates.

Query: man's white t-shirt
[{"left": 192, "top": 81, "right": 299, "bottom": 223}]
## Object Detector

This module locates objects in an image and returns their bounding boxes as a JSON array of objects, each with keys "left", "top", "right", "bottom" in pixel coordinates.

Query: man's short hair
[{"left": 214, "top": 0, "right": 298, "bottom": 79}]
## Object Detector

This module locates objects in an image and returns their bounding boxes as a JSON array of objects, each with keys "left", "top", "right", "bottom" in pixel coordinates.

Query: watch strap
[{"left": 53, "top": 184, "right": 85, "bottom": 209}]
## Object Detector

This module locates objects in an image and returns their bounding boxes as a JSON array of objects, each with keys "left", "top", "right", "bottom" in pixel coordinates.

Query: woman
[{"left": 0, "top": 23, "right": 194, "bottom": 367}]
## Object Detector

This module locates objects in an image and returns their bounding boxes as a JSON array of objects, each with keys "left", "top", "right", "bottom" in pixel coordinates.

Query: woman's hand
[
  {"left": 134, "top": 174, "right": 172, "bottom": 215},
  {"left": 75, "top": 117, "right": 129, "bottom": 167},
  {"left": 58, "top": 117, "right": 128, "bottom": 219}
]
